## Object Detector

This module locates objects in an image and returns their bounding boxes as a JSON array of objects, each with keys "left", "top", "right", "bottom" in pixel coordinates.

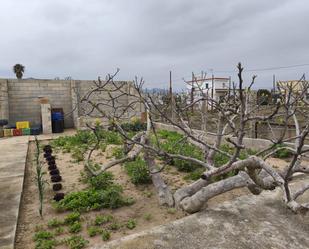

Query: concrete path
[
  {"left": 93, "top": 177, "right": 309, "bottom": 249},
  {"left": 0, "top": 137, "right": 29, "bottom": 249}
]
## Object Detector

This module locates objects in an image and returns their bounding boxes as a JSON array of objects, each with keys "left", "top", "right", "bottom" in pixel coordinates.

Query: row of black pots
[{"left": 43, "top": 145, "right": 65, "bottom": 201}]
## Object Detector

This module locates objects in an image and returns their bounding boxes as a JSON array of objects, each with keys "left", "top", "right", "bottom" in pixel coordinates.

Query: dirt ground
[{"left": 15, "top": 142, "right": 292, "bottom": 249}]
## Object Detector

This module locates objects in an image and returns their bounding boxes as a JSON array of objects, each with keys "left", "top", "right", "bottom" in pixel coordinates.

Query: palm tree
[{"left": 13, "top": 64, "right": 25, "bottom": 79}]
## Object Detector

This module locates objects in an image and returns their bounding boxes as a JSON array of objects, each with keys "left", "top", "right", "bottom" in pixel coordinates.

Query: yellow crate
[
  {"left": 3, "top": 129, "right": 13, "bottom": 137},
  {"left": 16, "top": 121, "right": 30, "bottom": 129}
]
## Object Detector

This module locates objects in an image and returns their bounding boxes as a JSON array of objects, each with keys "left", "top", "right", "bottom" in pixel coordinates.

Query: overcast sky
[{"left": 0, "top": 0, "right": 308, "bottom": 89}]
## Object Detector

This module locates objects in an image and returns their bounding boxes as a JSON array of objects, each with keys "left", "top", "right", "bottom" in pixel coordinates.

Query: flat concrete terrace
[
  {"left": 0, "top": 136, "right": 29, "bottom": 249},
  {"left": 92, "top": 177, "right": 309, "bottom": 249},
  {"left": 0, "top": 130, "right": 75, "bottom": 249}
]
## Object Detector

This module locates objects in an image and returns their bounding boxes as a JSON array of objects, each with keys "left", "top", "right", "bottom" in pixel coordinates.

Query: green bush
[
  {"left": 120, "top": 119, "right": 147, "bottom": 132},
  {"left": 124, "top": 157, "right": 152, "bottom": 185},
  {"left": 65, "top": 235, "right": 88, "bottom": 249},
  {"left": 101, "top": 229, "right": 111, "bottom": 241},
  {"left": 51, "top": 130, "right": 123, "bottom": 161},
  {"left": 273, "top": 144, "right": 292, "bottom": 158},
  {"left": 112, "top": 147, "right": 125, "bottom": 159},
  {"left": 97, "top": 129, "right": 123, "bottom": 145},
  {"left": 108, "top": 221, "right": 121, "bottom": 231},
  {"left": 183, "top": 168, "right": 204, "bottom": 181},
  {"left": 88, "top": 172, "right": 114, "bottom": 190},
  {"left": 47, "top": 218, "right": 64, "bottom": 228},
  {"left": 94, "top": 214, "right": 113, "bottom": 226},
  {"left": 54, "top": 227, "right": 64, "bottom": 236},
  {"left": 157, "top": 130, "right": 183, "bottom": 141},
  {"left": 64, "top": 212, "right": 81, "bottom": 224},
  {"left": 33, "top": 231, "right": 54, "bottom": 241},
  {"left": 56, "top": 186, "right": 132, "bottom": 212},
  {"left": 35, "top": 239, "right": 57, "bottom": 249},
  {"left": 156, "top": 130, "right": 204, "bottom": 172},
  {"left": 126, "top": 219, "right": 136, "bottom": 229},
  {"left": 68, "top": 221, "right": 82, "bottom": 233},
  {"left": 56, "top": 171, "right": 133, "bottom": 212},
  {"left": 87, "top": 226, "right": 102, "bottom": 237}
]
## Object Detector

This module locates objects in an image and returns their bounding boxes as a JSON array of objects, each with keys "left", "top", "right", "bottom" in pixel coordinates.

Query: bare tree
[{"left": 80, "top": 63, "right": 309, "bottom": 214}]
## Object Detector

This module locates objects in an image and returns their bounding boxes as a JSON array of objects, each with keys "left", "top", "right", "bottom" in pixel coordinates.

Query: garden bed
[{"left": 15, "top": 129, "right": 292, "bottom": 249}]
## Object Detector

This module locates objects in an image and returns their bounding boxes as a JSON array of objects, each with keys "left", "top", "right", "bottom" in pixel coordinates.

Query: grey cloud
[{"left": 0, "top": 0, "right": 308, "bottom": 89}]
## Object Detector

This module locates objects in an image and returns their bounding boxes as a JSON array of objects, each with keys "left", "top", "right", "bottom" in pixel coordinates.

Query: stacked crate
[{"left": 3, "top": 129, "right": 13, "bottom": 137}]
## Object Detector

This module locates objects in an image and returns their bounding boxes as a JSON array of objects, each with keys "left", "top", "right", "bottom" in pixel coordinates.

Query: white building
[{"left": 186, "top": 77, "right": 230, "bottom": 107}]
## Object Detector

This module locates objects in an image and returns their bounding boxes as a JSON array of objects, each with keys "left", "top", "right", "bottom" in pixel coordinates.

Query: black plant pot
[
  {"left": 46, "top": 155, "right": 55, "bottom": 162},
  {"left": 43, "top": 145, "right": 52, "bottom": 152},
  {"left": 44, "top": 152, "right": 52, "bottom": 158},
  {"left": 51, "top": 175, "right": 62, "bottom": 182},
  {"left": 53, "top": 193, "right": 65, "bottom": 201},
  {"left": 44, "top": 148, "right": 52, "bottom": 154},
  {"left": 52, "top": 183, "right": 62, "bottom": 191},
  {"left": 48, "top": 160, "right": 56, "bottom": 167},
  {"left": 48, "top": 164, "right": 57, "bottom": 171},
  {"left": 50, "top": 169, "right": 60, "bottom": 175}
]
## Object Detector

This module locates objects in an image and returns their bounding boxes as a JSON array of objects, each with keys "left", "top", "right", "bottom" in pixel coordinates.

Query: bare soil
[{"left": 15, "top": 142, "right": 276, "bottom": 249}]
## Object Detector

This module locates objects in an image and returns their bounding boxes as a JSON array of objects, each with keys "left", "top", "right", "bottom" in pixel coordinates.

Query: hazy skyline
[{"left": 0, "top": 0, "right": 308, "bottom": 89}]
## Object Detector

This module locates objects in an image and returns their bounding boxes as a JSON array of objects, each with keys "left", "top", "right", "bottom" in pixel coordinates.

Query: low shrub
[
  {"left": 183, "top": 168, "right": 205, "bottom": 181},
  {"left": 47, "top": 218, "right": 64, "bottom": 228},
  {"left": 101, "top": 229, "right": 111, "bottom": 241},
  {"left": 35, "top": 239, "right": 57, "bottom": 249},
  {"left": 88, "top": 172, "right": 114, "bottom": 190},
  {"left": 273, "top": 144, "right": 292, "bottom": 158},
  {"left": 112, "top": 147, "right": 125, "bottom": 159},
  {"left": 64, "top": 212, "right": 80, "bottom": 224},
  {"left": 54, "top": 227, "right": 64, "bottom": 236},
  {"left": 56, "top": 186, "right": 132, "bottom": 211},
  {"left": 143, "top": 213, "right": 152, "bottom": 221},
  {"left": 120, "top": 119, "right": 147, "bottom": 132},
  {"left": 124, "top": 157, "right": 152, "bottom": 185},
  {"left": 68, "top": 221, "right": 82, "bottom": 233},
  {"left": 126, "top": 219, "right": 136, "bottom": 229},
  {"left": 108, "top": 221, "right": 121, "bottom": 231},
  {"left": 94, "top": 214, "right": 113, "bottom": 226},
  {"left": 87, "top": 226, "right": 102, "bottom": 237},
  {"left": 65, "top": 235, "right": 88, "bottom": 249},
  {"left": 33, "top": 231, "right": 54, "bottom": 241}
]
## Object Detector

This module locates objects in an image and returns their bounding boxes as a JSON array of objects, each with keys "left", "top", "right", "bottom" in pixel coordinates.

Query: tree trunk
[{"left": 144, "top": 150, "right": 174, "bottom": 207}]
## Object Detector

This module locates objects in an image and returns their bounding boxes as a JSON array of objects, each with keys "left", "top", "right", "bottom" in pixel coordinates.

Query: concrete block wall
[
  {"left": 6, "top": 79, "right": 74, "bottom": 128},
  {"left": 76, "top": 80, "right": 144, "bottom": 127},
  {"left": 0, "top": 78, "right": 142, "bottom": 129},
  {"left": 0, "top": 79, "right": 9, "bottom": 121}
]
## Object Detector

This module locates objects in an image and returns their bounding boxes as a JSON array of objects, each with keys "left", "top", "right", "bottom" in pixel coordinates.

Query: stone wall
[{"left": 0, "top": 78, "right": 141, "bottom": 129}]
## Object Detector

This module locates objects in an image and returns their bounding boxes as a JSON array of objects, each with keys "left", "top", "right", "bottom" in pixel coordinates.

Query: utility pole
[
  {"left": 169, "top": 70, "right": 175, "bottom": 122},
  {"left": 191, "top": 72, "right": 194, "bottom": 113},
  {"left": 273, "top": 74, "right": 276, "bottom": 93},
  {"left": 211, "top": 74, "right": 214, "bottom": 110}
]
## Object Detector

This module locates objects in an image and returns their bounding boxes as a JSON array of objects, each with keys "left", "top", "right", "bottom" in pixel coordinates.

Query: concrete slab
[
  {"left": 92, "top": 178, "right": 309, "bottom": 249},
  {"left": 0, "top": 137, "right": 29, "bottom": 249}
]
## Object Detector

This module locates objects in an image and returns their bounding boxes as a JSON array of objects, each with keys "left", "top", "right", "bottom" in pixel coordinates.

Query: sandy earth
[{"left": 15, "top": 143, "right": 293, "bottom": 249}]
